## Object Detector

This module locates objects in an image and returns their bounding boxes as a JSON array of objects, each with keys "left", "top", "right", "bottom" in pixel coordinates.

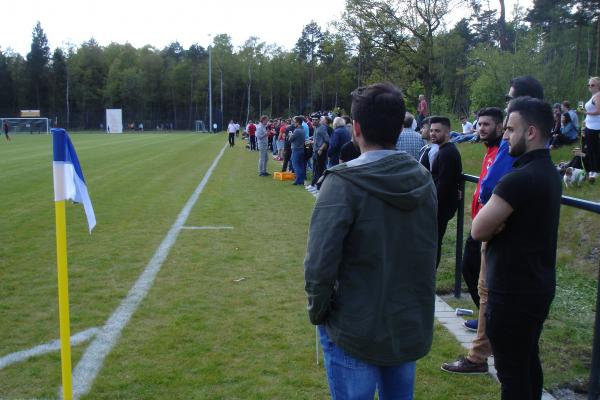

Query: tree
[
  {"left": 68, "top": 39, "right": 107, "bottom": 128},
  {"left": 26, "top": 21, "right": 50, "bottom": 110},
  {"left": 212, "top": 35, "right": 232, "bottom": 125},
  {"left": 295, "top": 21, "right": 324, "bottom": 112},
  {"left": 49, "top": 48, "right": 68, "bottom": 122},
  {"left": 345, "top": 0, "right": 454, "bottom": 105},
  {"left": 0, "top": 49, "right": 15, "bottom": 115}
]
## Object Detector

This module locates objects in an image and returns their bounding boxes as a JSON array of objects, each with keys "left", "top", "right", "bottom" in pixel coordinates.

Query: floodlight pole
[{"left": 208, "top": 35, "right": 213, "bottom": 133}]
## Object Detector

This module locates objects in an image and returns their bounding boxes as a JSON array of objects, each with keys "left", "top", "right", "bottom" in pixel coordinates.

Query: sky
[{"left": 2, "top": 0, "right": 533, "bottom": 57}]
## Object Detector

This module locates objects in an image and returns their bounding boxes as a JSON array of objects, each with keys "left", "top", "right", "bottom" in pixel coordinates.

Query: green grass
[{"left": 0, "top": 132, "right": 596, "bottom": 398}]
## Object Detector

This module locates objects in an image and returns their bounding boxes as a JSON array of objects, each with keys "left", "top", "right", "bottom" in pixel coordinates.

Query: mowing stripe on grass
[
  {"left": 0, "top": 328, "right": 99, "bottom": 371},
  {"left": 69, "top": 143, "right": 228, "bottom": 400},
  {"left": 181, "top": 226, "right": 234, "bottom": 230}
]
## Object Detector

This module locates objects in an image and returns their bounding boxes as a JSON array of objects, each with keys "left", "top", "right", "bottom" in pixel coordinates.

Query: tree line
[{"left": 0, "top": 0, "right": 598, "bottom": 130}]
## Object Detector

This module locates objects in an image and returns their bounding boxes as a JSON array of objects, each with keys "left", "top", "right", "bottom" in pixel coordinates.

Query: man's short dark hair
[
  {"left": 403, "top": 114, "right": 414, "bottom": 128},
  {"left": 428, "top": 116, "right": 451, "bottom": 130},
  {"left": 507, "top": 96, "right": 553, "bottom": 139},
  {"left": 477, "top": 107, "right": 504, "bottom": 125},
  {"left": 351, "top": 82, "right": 406, "bottom": 146},
  {"left": 422, "top": 117, "right": 431, "bottom": 127},
  {"left": 510, "top": 76, "right": 544, "bottom": 100},
  {"left": 562, "top": 100, "right": 571, "bottom": 109},
  {"left": 293, "top": 116, "right": 303, "bottom": 125}
]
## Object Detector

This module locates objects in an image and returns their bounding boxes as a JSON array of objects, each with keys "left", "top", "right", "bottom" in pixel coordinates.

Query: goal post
[
  {"left": 195, "top": 120, "right": 207, "bottom": 132},
  {"left": 0, "top": 118, "right": 50, "bottom": 134}
]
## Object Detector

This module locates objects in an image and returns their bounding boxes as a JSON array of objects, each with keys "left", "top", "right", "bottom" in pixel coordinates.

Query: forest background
[{"left": 0, "top": 0, "right": 598, "bottom": 130}]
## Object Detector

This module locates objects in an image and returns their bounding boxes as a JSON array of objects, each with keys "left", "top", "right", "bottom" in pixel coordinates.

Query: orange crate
[{"left": 274, "top": 171, "right": 295, "bottom": 181}]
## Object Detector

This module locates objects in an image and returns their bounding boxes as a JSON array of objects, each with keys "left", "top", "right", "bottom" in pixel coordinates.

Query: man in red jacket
[
  {"left": 441, "top": 107, "right": 504, "bottom": 374},
  {"left": 247, "top": 120, "right": 257, "bottom": 151}
]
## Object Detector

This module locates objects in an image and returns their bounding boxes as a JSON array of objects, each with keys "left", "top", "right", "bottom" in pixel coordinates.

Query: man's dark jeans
[
  {"left": 462, "top": 234, "right": 482, "bottom": 308},
  {"left": 311, "top": 150, "right": 327, "bottom": 186},
  {"left": 486, "top": 297, "right": 552, "bottom": 400}
]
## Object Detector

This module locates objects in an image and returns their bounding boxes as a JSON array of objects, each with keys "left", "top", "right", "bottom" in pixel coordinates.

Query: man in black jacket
[{"left": 426, "top": 116, "right": 462, "bottom": 268}]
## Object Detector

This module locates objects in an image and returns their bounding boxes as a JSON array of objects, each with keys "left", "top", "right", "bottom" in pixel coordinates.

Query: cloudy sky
[{"left": 2, "top": 0, "right": 533, "bottom": 56}]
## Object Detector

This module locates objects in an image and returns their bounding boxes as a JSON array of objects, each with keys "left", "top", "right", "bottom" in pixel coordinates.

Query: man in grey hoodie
[{"left": 304, "top": 82, "right": 437, "bottom": 399}]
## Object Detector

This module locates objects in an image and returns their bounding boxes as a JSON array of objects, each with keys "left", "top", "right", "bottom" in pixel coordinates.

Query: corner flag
[
  {"left": 52, "top": 128, "right": 96, "bottom": 232},
  {"left": 52, "top": 128, "right": 96, "bottom": 400}
]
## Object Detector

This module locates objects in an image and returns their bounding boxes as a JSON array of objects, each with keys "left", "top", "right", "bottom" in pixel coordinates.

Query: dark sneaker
[
  {"left": 441, "top": 356, "right": 488, "bottom": 374},
  {"left": 464, "top": 319, "right": 478, "bottom": 332}
]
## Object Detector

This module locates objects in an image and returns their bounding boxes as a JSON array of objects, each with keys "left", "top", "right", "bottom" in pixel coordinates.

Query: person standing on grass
[
  {"left": 256, "top": 115, "right": 270, "bottom": 176},
  {"left": 310, "top": 116, "right": 329, "bottom": 187},
  {"left": 441, "top": 107, "right": 504, "bottom": 375},
  {"left": 427, "top": 116, "right": 462, "bottom": 269},
  {"left": 327, "top": 117, "right": 350, "bottom": 167},
  {"left": 247, "top": 120, "right": 257, "bottom": 151},
  {"left": 442, "top": 76, "right": 545, "bottom": 377},
  {"left": 584, "top": 76, "right": 600, "bottom": 180},
  {"left": 227, "top": 120, "right": 236, "bottom": 147},
  {"left": 305, "top": 82, "right": 437, "bottom": 400},
  {"left": 472, "top": 96, "right": 561, "bottom": 399},
  {"left": 290, "top": 116, "right": 306, "bottom": 185},
  {"left": 3, "top": 120, "right": 10, "bottom": 141}
]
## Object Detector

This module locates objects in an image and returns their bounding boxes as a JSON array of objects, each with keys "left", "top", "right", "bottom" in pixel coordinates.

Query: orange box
[{"left": 274, "top": 171, "right": 295, "bottom": 181}]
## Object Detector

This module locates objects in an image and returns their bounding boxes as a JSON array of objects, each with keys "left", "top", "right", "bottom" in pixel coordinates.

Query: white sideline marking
[
  {"left": 181, "top": 226, "right": 233, "bottom": 230},
  {"left": 69, "top": 143, "right": 228, "bottom": 399},
  {"left": 0, "top": 327, "right": 99, "bottom": 370}
]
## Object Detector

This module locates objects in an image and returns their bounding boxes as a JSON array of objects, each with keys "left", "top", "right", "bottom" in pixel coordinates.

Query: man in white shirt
[
  {"left": 227, "top": 120, "right": 236, "bottom": 147},
  {"left": 461, "top": 115, "right": 475, "bottom": 134}
]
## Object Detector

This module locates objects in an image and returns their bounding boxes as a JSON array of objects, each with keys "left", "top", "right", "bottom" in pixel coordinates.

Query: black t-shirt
[
  {"left": 339, "top": 141, "right": 361, "bottom": 163},
  {"left": 486, "top": 149, "right": 562, "bottom": 302},
  {"left": 431, "top": 142, "right": 462, "bottom": 221}
]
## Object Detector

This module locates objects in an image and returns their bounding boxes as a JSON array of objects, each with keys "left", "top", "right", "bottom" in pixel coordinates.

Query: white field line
[
  {"left": 0, "top": 327, "right": 99, "bottom": 371},
  {"left": 68, "top": 143, "right": 228, "bottom": 399},
  {"left": 181, "top": 226, "right": 233, "bottom": 230}
]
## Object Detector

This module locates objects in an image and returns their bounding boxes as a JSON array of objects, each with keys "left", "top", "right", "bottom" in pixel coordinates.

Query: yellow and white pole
[{"left": 55, "top": 199, "right": 73, "bottom": 400}]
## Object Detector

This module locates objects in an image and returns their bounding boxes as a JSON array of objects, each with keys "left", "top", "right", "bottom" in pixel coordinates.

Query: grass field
[{"left": 0, "top": 131, "right": 598, "bottom": 398}]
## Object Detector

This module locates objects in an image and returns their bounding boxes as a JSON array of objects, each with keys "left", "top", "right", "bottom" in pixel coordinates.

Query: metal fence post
[
  {"left": 454, "top": 179, "right": 465, "bottom": 298},
  {"left": 588, "top": 259, "right": 600, "bottom": 400}
]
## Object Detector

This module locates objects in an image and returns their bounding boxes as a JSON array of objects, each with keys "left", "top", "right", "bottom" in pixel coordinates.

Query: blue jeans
[
  {"left": 291, "top": 148, "right": 305, "bottom": 184},
  {"left": 319, "top": 326, "right": 416, "bottom": 400},
  {"left": 450, "top": 133, "right": 477, "bottom": 143}
]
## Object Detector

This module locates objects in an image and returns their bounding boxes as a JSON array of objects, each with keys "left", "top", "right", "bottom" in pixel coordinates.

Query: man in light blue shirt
[{"left": 396, "top": 112, "right": 425, "bottom": 159}]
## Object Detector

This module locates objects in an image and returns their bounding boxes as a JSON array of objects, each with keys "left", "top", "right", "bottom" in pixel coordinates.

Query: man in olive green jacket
[{"left": 305, "top": 82, "right": 437, "bottom": 399}]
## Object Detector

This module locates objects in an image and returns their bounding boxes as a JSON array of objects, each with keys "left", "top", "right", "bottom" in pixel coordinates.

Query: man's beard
[{"left": 508, "top": 134, "right": 527, "bottom": 157}]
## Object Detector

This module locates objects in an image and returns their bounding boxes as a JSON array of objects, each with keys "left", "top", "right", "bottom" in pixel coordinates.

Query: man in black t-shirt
[
  {"left": 472, "top": 97, "right": 561, "bottom": 399},
  {"left": 427, "top": 116, "right": 462, "bottom": 268}
]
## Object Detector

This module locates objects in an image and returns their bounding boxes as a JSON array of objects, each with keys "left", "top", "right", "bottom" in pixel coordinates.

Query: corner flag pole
[
  {"left": 55, "top": 199, "right": 73, "bottom": 400},
  {"left": 52, "top": 128, "right": 95, "bottom": 399}
]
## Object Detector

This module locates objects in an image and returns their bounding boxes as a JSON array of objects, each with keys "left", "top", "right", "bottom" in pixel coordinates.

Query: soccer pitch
[{"left": 2, "top": 133, "right": 501, "bottom": 399}]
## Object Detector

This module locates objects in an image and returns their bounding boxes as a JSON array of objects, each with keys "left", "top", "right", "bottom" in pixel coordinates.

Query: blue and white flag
[{"left": 52, "top": 128, "right": 96, "bottom": 232}]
